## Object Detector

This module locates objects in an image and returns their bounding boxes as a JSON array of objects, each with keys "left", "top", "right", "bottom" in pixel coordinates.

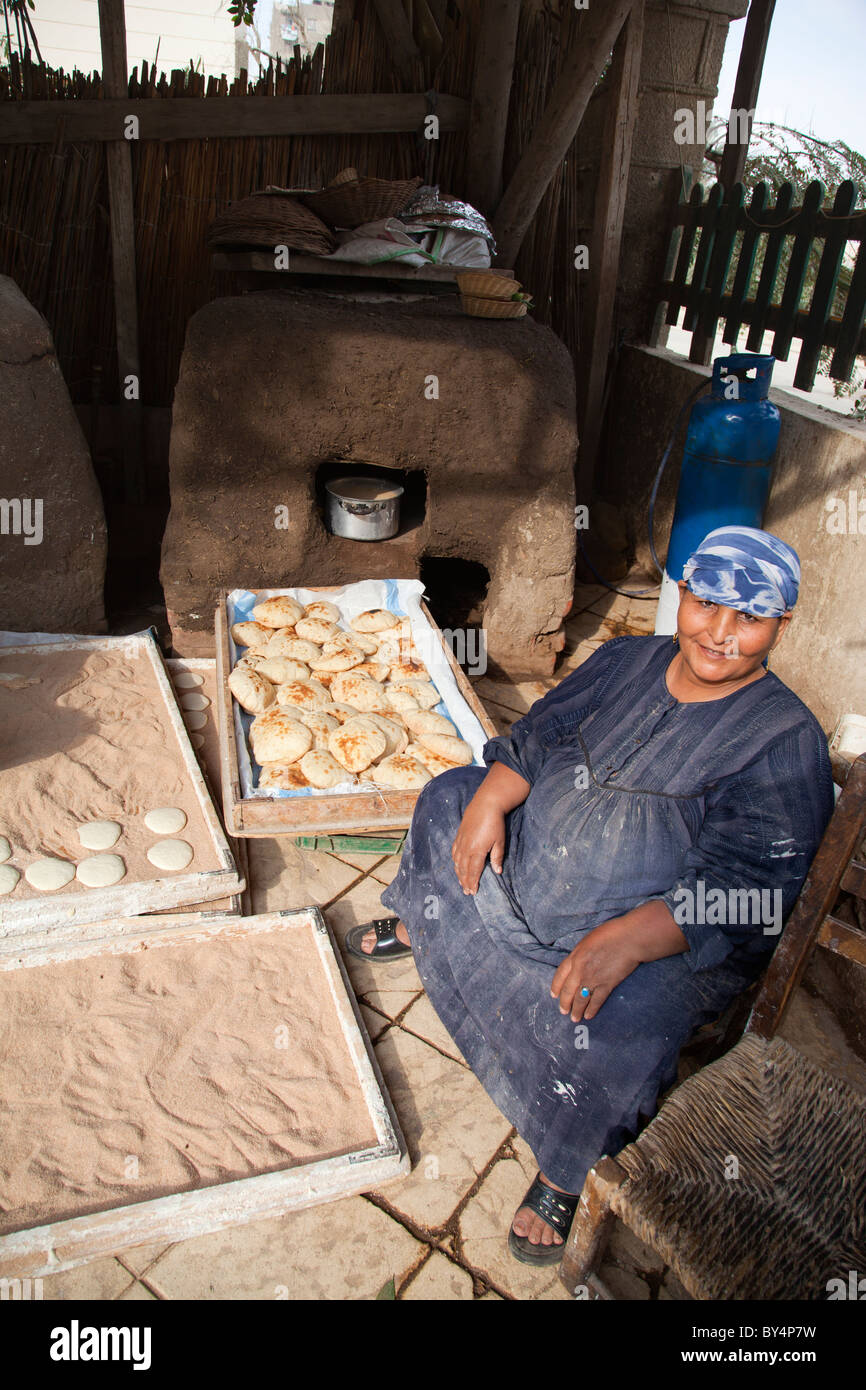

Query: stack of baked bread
[{"left": 227, "top": 596, "right": 476, "bottom": 792}]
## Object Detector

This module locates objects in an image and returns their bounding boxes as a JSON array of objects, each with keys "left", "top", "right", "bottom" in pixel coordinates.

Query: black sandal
[
  {"left": 508, "top": 1172, "right": 580, "bottom": 1266},
  {"left": 345, "top": 917, "right": 413, "bottom": 963}
]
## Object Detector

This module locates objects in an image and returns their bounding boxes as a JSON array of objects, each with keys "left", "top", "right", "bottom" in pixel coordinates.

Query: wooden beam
[
  {"left": 576, "top": 0, "right": 645, "bottom": 505},
  {"left": 369, "top": 0, "right": 421, "bottom": 84},
  {"left": 492, "top": 0, "right": 636, "bottom": 266},
  {"left": 98, "top": 0, "right": 143, "bottom": 504},
  {"left": 465, "top": 0, "right": 522, "bottom": 218},
  {"left": 0, "top": 93, "right": 470, "bottom": 145},
  {"left": 718, "top": 0, "right": 776, "bottom": 192}
]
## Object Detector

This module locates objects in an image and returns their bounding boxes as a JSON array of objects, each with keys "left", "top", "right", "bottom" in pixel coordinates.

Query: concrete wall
[
  {"left": 598, "top": 344, "right": 866, "bottom": 733},
  {"left": 32, "top": 0, "right": 244, "bottom": 80}
]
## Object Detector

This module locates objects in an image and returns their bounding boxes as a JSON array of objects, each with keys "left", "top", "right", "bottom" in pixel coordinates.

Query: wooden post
[
  {"left": 98, "top": 0, "right": 143, "bottom": 504},
  {"left": 575, "top": 0, "right": 645, "bottom": 506},
  {"left": 465, "top": 0, "right": 522, "bottom": 218},
  {"left": 491, "top": 0, "right": 636, "bottom": 267},
  {"left": 718, "top": 0, "right": 776, "bottom": 193}
]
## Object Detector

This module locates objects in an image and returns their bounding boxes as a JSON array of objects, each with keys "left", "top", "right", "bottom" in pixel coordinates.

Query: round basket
[
  {"left": 207, "top": 194, "right": 337, "bottom": 255},
  {"left": 456, "top": 271, "right": 521, "bottom": 300},
  {"left": 460, "top": 295, "right": 528, "bottom": 320},
  {"left": 301, "top": 171, "right": 423, "bottom": 229}
]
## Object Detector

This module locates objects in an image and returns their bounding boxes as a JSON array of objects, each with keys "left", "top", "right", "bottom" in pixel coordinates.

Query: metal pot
[{"left": 325, "top": 476, "right": 404, "bottom": 541}]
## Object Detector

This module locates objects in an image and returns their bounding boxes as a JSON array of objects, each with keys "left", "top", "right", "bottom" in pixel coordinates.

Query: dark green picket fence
[{"left": 654, "top": 179, "right": 866, "bottom": 390}]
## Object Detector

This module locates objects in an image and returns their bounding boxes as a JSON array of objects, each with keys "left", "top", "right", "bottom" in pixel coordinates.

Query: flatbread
[
  {"left": 409, "top": 743, "right": 464, "bottom": 777},
  {"left": 384, "top": 687, "right": 420, "bottom": 713},
  {"left": 250, "top": 712, "right": 312, "bottom": 764},
  {"left": 371, "top": 754, "right": 432, "bottom": 789},
  {"left": 258, "top": 762, "right": 310, "bottom": 791},
  {"left": 183, "top": 711, "right": 207, "bottom": 731},
  {"left": 403, "top": 709, "right": 455, "bottom": 738},
  {"left": 352, "top": 661, "right": 390, "bottom": 683},
  {"left": 295, "top": 617, "right": 341, "bottom": 644},
  {"left": 172, "top": 670, "right": 204, "bottom": 689},
  {"left": 25, "top": 858, "right": 76, "bottom": 891},
  {"left": 324, "top": 631, "right": 379, "bottom": 657},
  {"left": 328, "top": 718, "right": 387, "bottom": 773},
  {"left": 325, "top": 702, "right": 363, "bottom": 725},
  {"left": 252, "top": 595, "right": 305, "bottom": 628},
  {"left": 231, "top": 620, "right": 272, "bottom": 648},
  {"left": 387, "top": 679, "right": 440, "bottom": 710},
  {"left": 0, "top": 835, "right": 12, "bottom": 863},
  {"left": 418, "top": 732, "right": 474, "bottom": 765},
  {"left": 275, "top": 678, "right": 332, "bottom": 712},
  {"left": 77, "top": 820, "right": 122, "bottom": 851},
  {"left": 265, "top": 634, "right": 322, "bottom": 663},
  {"left": 309, "top": 649, "right": 365, "bottom": 673},
  {"left": 330, "top": 671, "right": 385, "bottom": 710},
  {"left": 145, "top": 806, "right": 188, "bottom": 835},
  {"left": 240, "top": 655, "right": 311, "bottom": 685},
  {"left": 351, "top": 608, "right": 399, "bottom": 633},
  {"left": 300, "top": 749, "right": 352, "bottom": 789},
  {"left": 389, "top": 659, "right": 430, "bottom": 682},
  {"left": 297, "top": 709, "right": 340, "bottom": 749},
  {"left": 180, "top": 691, "right": 210, "bottom": 712},
  {"left": 360, "top": 712, "right": 409, "bottom": 757},
  {"left": 228, "top": 665, "right": 276, "bottom": 714},
  {"left": 303, "top": 600, "right": 340, "bottom": 623},
  {"left": 76, "top": 854, "right": 126, "bottom": 888},
  {"left": 147, "top": 839, "right": 194, "bottom": 871},
  {"left": 0, "top": 864, "right": 20, "bottom": 894}
]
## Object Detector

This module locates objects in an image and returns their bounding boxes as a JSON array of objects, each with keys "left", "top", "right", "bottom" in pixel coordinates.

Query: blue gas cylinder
[{"left": 655, "top": 353, "right": 781, "bottom": 633}]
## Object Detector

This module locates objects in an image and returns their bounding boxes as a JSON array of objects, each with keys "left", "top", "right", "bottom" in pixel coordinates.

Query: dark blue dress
[{"left": 381, "top": 636, "right": 834, "bottom": 1192}]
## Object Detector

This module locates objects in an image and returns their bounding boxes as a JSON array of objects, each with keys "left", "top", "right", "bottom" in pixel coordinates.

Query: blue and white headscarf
[{"left": 681, "top": 526, "right": 800, "bottom": 617}]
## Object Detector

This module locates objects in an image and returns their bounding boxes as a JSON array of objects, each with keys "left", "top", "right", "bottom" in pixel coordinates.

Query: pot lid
[{"left": 326, "top": 476, "right": 404, "bottom": 502}]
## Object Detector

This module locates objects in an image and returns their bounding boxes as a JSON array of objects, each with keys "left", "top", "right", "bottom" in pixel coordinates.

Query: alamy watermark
[
  {"left": 672, "top": 880, "right": 783, "bottom": 936},
  {"left": 0, "top": 497, "right": 43, "bottom": 545}
]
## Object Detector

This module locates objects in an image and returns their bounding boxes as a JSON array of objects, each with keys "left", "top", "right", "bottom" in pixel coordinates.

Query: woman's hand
[
  {"left": 551, "top": 901, "right": 689, "bottom": 1022},
  {"left": 551, "top": 919, "right": 641, "bottom": 1021},
  {"left": 451, "top": 798, "right": 506, "bottom": 894},
  {"left": 450, "top": 762, "right": 531, "bottom": 895}
]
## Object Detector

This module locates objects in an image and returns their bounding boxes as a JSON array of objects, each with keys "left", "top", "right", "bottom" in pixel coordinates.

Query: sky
[{"left": 716, "top": 0, "right": 866, "bottom": 155}]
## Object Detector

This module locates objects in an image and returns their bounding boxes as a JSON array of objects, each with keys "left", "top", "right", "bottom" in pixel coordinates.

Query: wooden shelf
[{"left": 211, "top": 250, "right": 515, "bottom": 287}]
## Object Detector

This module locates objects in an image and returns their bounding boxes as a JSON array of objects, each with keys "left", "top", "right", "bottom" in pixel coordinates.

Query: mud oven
[{"left": 161, "top": 290, "right": 577, "bottom": 676}]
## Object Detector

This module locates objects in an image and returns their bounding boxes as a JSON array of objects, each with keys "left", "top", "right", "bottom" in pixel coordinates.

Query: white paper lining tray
[
  {"left": 0, "top": 631, "right": 242, "bottom": 938},
  {"left": 0, "top": 908, "right": 408, "bottom": 1278}
]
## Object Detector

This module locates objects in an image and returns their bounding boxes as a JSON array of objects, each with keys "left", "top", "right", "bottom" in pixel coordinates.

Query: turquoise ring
[{"left": 580, "top": 986, "right": 591, "bottom": 998}]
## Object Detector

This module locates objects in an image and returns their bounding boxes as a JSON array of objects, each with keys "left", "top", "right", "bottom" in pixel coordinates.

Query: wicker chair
[{"left": 559, "top": 753, "right": 866, "bottom": 1300}]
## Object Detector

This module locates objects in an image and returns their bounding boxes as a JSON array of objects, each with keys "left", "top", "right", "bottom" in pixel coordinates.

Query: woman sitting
[{"left": 349, "top": 526, "right": 834, "bottom": 1264}]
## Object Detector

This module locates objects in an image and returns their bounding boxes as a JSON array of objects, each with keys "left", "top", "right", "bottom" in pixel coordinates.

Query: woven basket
[
  {"left": 301, "top": 171, "right": 423, "bottom": 229},
  {"left": 207, "top": 194, "right": 337, "bottom": 255},
  {"left": 456, "top": 271, "right": 521, "bottom": 300},
  {"left": 460, "top": 294, "right": 528, "bottom": 320}
]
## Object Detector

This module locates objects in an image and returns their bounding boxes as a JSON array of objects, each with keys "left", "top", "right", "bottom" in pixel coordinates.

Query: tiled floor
[{"left": 37, "top": 585, "right": 677, "bottom": 1302}]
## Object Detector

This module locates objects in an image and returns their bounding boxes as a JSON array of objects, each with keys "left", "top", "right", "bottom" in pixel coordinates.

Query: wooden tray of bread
[{"left": 215, "top": 585, "right": 497, "bottom": 836}]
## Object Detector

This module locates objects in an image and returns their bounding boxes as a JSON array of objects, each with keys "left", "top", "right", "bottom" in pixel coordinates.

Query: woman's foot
[
  {"left": 511, "top": 1172, "right": 575, "bottom": 1248},
  {"left": 359, "top": 919, "right": 410, "bottom": 954}
]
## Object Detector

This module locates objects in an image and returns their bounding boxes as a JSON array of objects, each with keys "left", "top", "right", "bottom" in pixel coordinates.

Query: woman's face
[{"left": 676, "top": 581, "right": 790, "bottom": 686}]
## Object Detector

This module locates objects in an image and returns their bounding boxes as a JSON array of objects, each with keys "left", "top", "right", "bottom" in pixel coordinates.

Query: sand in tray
[
  {"left": 0, "top": 647, "right": 222, "bottom": 897},
  {"left": 0, "top": 927, "right": 380, "bottom": 1234}
]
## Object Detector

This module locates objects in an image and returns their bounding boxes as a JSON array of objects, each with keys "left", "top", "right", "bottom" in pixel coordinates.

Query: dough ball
[
  {"left": 303, "top": 599, "right": 341, "bottom": 623},
  {"left": 275, "top": 678, "right": 332, "bottom": 712},
  {"left": 297, "top": 709, "right": 340, "bottom": 749},
  {"left": 295, "top": 616, "right": 341, "bottom": 644},
  {"left": 384, "top": 686, "right": 420, "bottom": 713},
  {"left": 145, "top": 806, "right": 188, "bottom": 835},
  {"left": 252, "top": 595, "right": 305, "bottom": 628},
  {"left": 265, "top": 633, "right": 322, "bottom": 663},
  {"left": 147, "top": 839, "right": 194, "bottom": 871},
  {"left": 76, "top": 854, "right": 126, "bottom": 888},
  {"left": 0, "top": 864, "right": 20, "bottom": 894},
  {"left": 309, "top": 649, "right": 364, "bottom": 673},
  {"left": 300, "top": 749, "right": 353, "bottom": 788},
  {"left": 183, "top": 710, "right": 207, "bottom": 731},
  {"left": 77, "top": 820, "right": 122, "bottom": 851},
  {"left": 328, "top": 718, "right": 387, "bottom": 773},
  {"left": 250, "top": 711, "right": 312, "bottom": 764},
  {"left": 258, "top": 762, "right": 310, "bottom": 791},
  {"left": 231, "top": 620, "right": 272, "bottom": 648},
  {"left": 351, "top": 608, "right": 399, "bottom": 633},
  {"left": 388, "top": 679, "right": 440, "bottom": 710},
  {"left": 371, "top": 754, "right": 432, "bottom": 789},
  {"left": 418, "top": 732, "right": 473, "bottom": 765},
  {"left": 360, "top": 712, "right": 409, "bottom": 758},
  {"left": 330, "top": 671, "right": 385, "bottom": 710},
  {"left": 403, "top": 709, "right": 456, "bottom": 738},
  {"left": 25, "top": 858, "right": 76, "bottom": 891},
  {"left": 0, "top": 835, "right": 11, "bottom": 863},
  {"left": 228, "top": 665, "right": 276, "bottom": 714},
  {"left": 190, "top": 731, "right": 205, "bottom": 750},
  {"left": 173, "top": 670, "right": 204, "bottom": 689},
  {"left": 180, "top": 691, "right": 210, "bottom": 712}
]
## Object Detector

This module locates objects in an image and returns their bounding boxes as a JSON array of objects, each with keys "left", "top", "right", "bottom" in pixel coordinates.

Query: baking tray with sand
[
  {"left": 216, "top": 581, "right": 497, "bottom": 837},
  {"left": 0, "top": 908, "right": 408, "bottom": 1278},
  {"left": 0, "top": 632, "right": 242, "bottom": 936}
]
